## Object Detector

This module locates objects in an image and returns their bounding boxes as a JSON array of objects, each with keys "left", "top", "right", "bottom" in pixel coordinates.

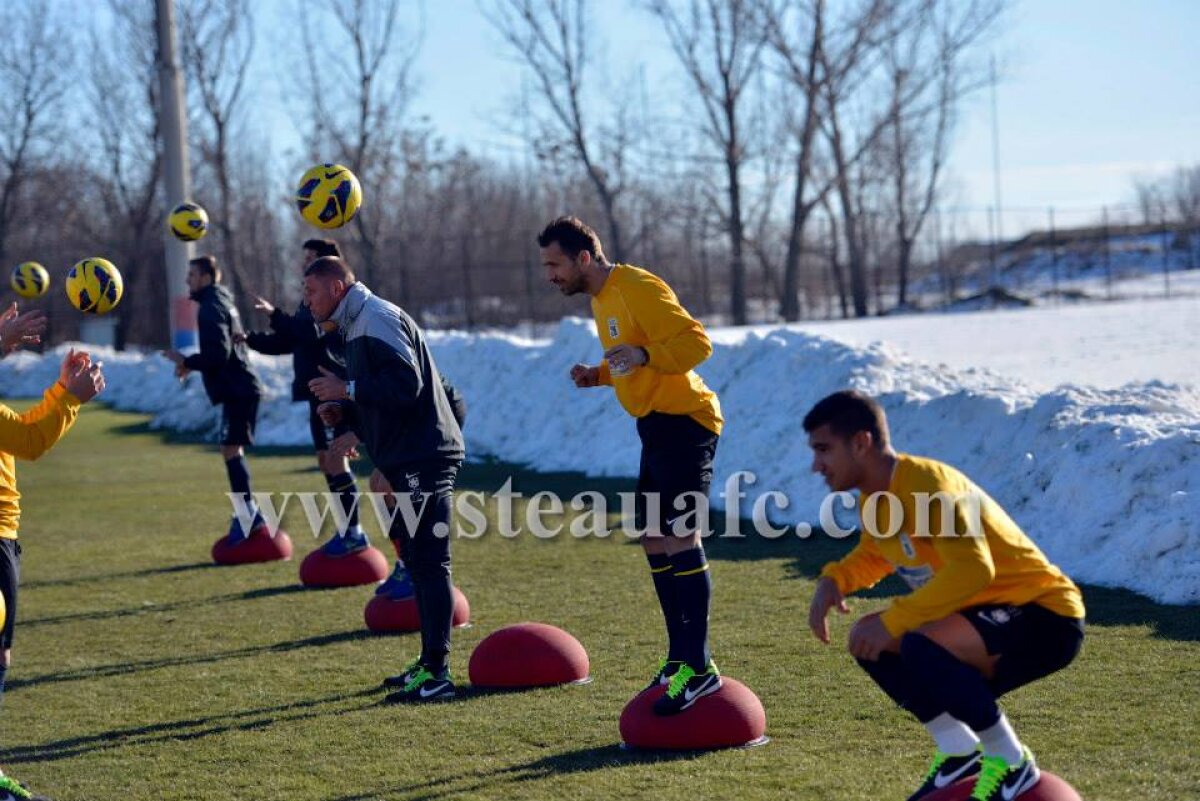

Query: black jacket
[
  {"left": 245, "top": 302, "right": 347, "bottom": 402},
  {"left": 329, "top": 283, "right": 464, "bottom": 473},
  {"left": 183, "top": 284, "right": 264, "bottom": 404}
]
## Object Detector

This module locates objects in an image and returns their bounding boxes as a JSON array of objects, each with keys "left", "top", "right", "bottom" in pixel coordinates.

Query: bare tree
[
  {"left": 486, "top": 0, "right": 634, "bottom": 261},
  {"left": 881, "top": 0, "right": 1004, "bottom": 308},
  {"left": 0, "top": 0, "right": 73, "bottom": 269},
  {"left": 646, "top": 0, "right": 770, "bottom": 325},
  {"left": 85, "top": 1, "right": 166, "bottom": 345},
  {"left": 762, "top": 0, "right": 831, "bottom": 321},
  {"left": 180, "top": 0, "right": 256, "bottom": 298},
  {"left": 293, "top": 0, "right": 421, "bottom": 289}
]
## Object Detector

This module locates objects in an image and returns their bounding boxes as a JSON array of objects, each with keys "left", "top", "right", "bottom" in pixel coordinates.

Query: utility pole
[
  {"left": 989, "top": 55, "right": 1004, "bottom": 249},
  {"left": 155, "top": 0, "right": 197, "bottom": 350}
]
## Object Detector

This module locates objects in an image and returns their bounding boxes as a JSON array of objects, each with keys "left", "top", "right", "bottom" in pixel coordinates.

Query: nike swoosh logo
[
  {"left": 933, "top": 756, "right": 980, "bottom": 788},
  {"left": 683, "top": 677, "right": 716, "bottom": 702},
  {"left": 419, "top": 682, "right": 450, "bottom": 698},
  {"left": 1001, "top": 763, "right": 1033, "bottom": 801}
]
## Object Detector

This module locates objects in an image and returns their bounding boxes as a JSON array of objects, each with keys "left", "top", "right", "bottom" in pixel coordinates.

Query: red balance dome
[
  {"left": 468, "top": 622, "right": 590, "bottom": 688},
  {"left": 299, "top": 545, "right": 389, "bottom": 587},
  {"left": 619, "top": 677, "right": 766, "bottom": 750},
  {"left": 924, "top": 771, "right": 1081, "bottom": 801},
  {"left": 211, "top": 527, "right": 292, "bottom": 565},
  {"left": 363, "top": 586, "right": 471, "bottom": 633}
]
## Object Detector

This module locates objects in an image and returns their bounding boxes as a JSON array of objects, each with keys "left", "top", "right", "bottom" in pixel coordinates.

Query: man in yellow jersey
[
  {"left": 804, "top": 390, "right": 1084, "bottom": 801},
  {"left": 0, "top": 305, "right": 106, "bottom": 801},
  {"left": 539, "top": 216, "right": 724, "bottom": 716}
]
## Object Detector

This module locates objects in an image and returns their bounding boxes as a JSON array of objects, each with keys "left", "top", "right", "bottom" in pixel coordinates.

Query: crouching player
[{"left": 804, "top": 390, "right": 1084, "bottom": 801}]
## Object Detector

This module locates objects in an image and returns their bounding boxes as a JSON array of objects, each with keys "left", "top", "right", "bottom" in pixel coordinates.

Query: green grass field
[{"left": 2, "top": 406, "right": 1197, "bottom": 801}]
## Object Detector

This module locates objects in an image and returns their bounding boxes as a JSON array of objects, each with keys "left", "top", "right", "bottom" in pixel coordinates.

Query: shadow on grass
[
  {"left": 323, "top": 743, "right": 706, "bottom": 801},
  {"left": 19, "top": 583, "right": 315, "bottom": 629},
  {"left": 0, "top": 687, "right": 381, "bottom": 765},
  {"left": 7, "top": 629, "right": 381, "bottom": 691},
  {"left": 21, "top": 561, "right": 221, "bottom": 590}
]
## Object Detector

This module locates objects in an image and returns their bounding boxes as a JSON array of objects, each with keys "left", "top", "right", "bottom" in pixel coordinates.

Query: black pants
[
  {"left": 381, "top": 462, "right": 459, "bottom": 665},
  {"left": 961, "top": 602, "right": 1085, "bottom": 696},
  {"left": 634, "top": 412, "right": 718, "bottom": 534},
  {"left": 0, "top": 539, "right": 21, "bottom": 650}
]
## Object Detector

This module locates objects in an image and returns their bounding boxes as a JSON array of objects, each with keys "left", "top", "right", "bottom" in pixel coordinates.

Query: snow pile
[{"left": 1, "top": 317, "right": 1197, "bottom": 604}]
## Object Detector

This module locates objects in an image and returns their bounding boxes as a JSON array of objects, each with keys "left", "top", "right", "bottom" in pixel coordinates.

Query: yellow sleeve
[
  {"left": 0, "top": 382, "right": 83, "bottom": 461},
  {"left": 880, "top": 529, "right": 996, "bottom": 637},
  {"left": 624, "top": 273, "right": 713, "bottom": 375},
  {"left": 596, "top": 359, "right": 613, "bottom": 386},
  {"left": 819, "top": 534, "right": 895, "bottom": 595}
]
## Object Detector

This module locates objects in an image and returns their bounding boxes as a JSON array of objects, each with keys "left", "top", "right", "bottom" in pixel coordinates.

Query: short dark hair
[
  {"left": 304, "top": 255, "right": 356, "bottom": 284},
  {"left": 802, "top": 390, "right": 891, "bottom": 449},
  {"left": 303, "top": 238, "right": 342, "bottom": 259},
  {"left": 536, "top": 216, "right": 605, "bottom": 261},
  {"left": 189, "top": 255, "right": 219, "bottom": 281}
]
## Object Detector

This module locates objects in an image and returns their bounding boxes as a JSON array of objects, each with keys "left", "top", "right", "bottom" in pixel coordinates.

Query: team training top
[
  {"left": 590, "top": 264, "right": 722, "bottom": 435},
  {"left": 0, "top": 382, "right": 83, "bottom": 540},
  {"left": 819, "top": 454, "right": 1085, "bottom": 637}
]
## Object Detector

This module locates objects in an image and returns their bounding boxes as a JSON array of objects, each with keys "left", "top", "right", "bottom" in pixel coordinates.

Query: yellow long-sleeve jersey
[
  {"left": 590, "top": 264, "right": 722, "bottom": 435},
  {"left": 820, "top": 454, "right": 1084, "bottom": 637},
  {"left": 0, "top": 382, "right": 83, "bottom": 539}
]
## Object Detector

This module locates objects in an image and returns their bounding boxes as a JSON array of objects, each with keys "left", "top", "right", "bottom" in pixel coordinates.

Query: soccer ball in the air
[
  {"left": 66, "top": 258, "right": 124, "bottom": 315},
  {"left": 295, "top": 163, "right": 362, "bottom": 229},
  {"left": 169, "top": 202, "right": 209, "bottom": 241},
  {"left": 10, "top": 262, "right": 49, "bottom": 298}
]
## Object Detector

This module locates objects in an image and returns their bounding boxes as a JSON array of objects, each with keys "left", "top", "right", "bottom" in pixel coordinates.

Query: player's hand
[
  {"left": 162, "top": 348, "right": 186, "bottom": 367},
  {"left": 316, "top": 401, "right": 343, "bottom": 426},
  {"left": 848, "top": 612, "right": 898, "bottom": 662},
  {"left": 329, "top": 431, "right": 360, "bottom": 461},
  {"left": 232, "top": 332, "right": 247, "bottom": 344},
  {"left": 808, "top": 576, "right": 850, "bottom": 644},
  {"left": 309, "top": 366, "right": 348, "bottom": 401},
  {"left": 174, "top": 364, "right": 191, "bottom": 381},
  {"left": 603, "top": 344, "right": 648, "bottom": 375},
  {"left": 252, "top": 295, "right": 275, "bottom": 315},
  {"left": 569, "top": 363, "right": 601, "bottom": 388},
  {"left": 0, "top": 303, "right": 47, "bottom": 354},
  {"left": 60, "top": 349, "right": 105, "bottom": 402}
]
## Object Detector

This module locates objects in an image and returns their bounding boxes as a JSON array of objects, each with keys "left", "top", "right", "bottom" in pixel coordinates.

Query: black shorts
[
  {"left": 634, "top": 412, "right": 719, "bottom": 536},
  {"left": 307, "top": 400, "right": 352, "bottom": 451},
  {"left": 964, "top": 602, "right": 1085, "bottom": 696},
  {"left": 220, "top": 396, "right": 259, "bottom": 447},
  {"left": 0, "top": 539, "right": 21, "bottom": 650}
]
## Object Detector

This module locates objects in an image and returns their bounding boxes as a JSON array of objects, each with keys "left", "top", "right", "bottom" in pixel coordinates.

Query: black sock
[
  {"left": 325, "top": 472, "right": 361, "bottom": 532},
  {"left": 856, "top": 652, "right": 943, "bottom": 723},
  {"left": 0, "top": 662, "right": 7, "bottom": 698},
  {"left": 224, "top": 456, "right": 255, "bottom": 513},
  {"left": 647, "top": 553, "right": 684, "bottom": 662},
  {"left": 901, "top": 633, "right": 1001, "bottom": 731},
  {"left": 671, "top": 547, "right": 712, "bottom": 671}
]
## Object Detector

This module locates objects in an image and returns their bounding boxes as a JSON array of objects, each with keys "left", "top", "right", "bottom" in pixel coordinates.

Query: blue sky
[{"left": 258, "top": 0, "right": 1198, "bottom": 233}]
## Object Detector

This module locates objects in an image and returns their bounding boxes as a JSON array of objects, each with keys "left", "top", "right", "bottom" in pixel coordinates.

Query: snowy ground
[{"left": 1, "top": 295, "right": 1197, "bottom": 604}]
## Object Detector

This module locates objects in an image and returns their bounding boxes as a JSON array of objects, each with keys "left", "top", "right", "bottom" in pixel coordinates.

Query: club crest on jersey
[
  {"left": 900, "top": 533, "right": 916, "bottom": 559},
  {"left": 607, "top": 317, "right": 619, "bottom": 339}
]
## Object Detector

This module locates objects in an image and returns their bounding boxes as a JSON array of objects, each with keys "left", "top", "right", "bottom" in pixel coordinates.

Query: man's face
[
  {"left": 542, "top": 242, "right": 588, "bottom": 296},
  {"left": 185, "top": 265, "right": 209, "bottom": 294},
  {"left": 301, "top": 248, "right": 320, "bottom": 269},
  {"left": 303, "top": 274, "right": 343, "bottom": 322},
  {"left": 807, "top": 425, "right": 866, "bottom": 492}
]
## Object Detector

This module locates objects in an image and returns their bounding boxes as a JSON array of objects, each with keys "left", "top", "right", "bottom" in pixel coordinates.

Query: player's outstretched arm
[{"left": 808, "top": 576, "right": 850, "bottom": 644}]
